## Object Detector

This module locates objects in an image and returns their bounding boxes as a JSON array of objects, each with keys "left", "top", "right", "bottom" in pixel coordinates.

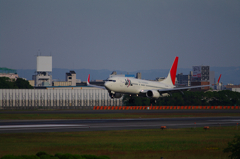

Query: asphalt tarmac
[{"left": 1, "top": 109, "right": 240, "bottom": 133}]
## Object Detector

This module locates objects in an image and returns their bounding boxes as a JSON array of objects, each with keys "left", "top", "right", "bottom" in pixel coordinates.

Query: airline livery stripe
[{"left": 170, "top": 57, "right": 179, "bottom": 85}]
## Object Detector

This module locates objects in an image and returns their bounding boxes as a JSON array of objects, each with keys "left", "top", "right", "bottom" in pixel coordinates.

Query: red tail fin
[
  {"left": 87, "top": 74, "right": 90, "bottom": 85},
  {"left": 170, "top": 57, "right": 179, "bottom": 85},
  {"left": 217, "top": 74, "right": 222, "bottom": 84}
]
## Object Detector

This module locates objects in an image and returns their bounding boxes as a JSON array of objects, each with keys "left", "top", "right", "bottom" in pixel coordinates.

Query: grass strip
[
  {"left": 0, "top": 113, "right": 240, "bottom": 120},
  {"left": 0, "top": 126, "right": 239, "bottom": 159}
]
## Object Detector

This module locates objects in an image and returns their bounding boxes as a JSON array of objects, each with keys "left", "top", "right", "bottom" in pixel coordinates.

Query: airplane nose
[{"left": 104, "top": 82, "right": 110, "bottom": 90}]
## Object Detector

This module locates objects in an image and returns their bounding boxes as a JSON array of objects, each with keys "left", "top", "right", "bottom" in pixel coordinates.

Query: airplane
[{"left": 87, "top": 57, "right": 219, "bottom": 103}]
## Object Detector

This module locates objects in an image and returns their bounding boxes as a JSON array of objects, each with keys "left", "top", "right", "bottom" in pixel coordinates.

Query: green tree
[
  {"left": 0, "top": 77, "right": 33, "bottom": 89},
  {"left": 223, "top": 135, "right": 240, "bottom": 159},
  {"left": 15, "top": 78, "right": 33, "bottom": 89},
  {"left": 0, "top": 77, "right": 17, "bottom": 88},
  {"left": 142, "top": 97, "right": 150, "bottom": 106},
  {"left": 122, "top": 90, "right": 240, "bottom": 106}
]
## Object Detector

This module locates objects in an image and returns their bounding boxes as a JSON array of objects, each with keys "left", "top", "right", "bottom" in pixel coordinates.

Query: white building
[
  {"left": 33, "top": 56, "right": 52, "bottom": 87},
  {"left": 66, "top": 71, "right": 76, "bottom": 86}
]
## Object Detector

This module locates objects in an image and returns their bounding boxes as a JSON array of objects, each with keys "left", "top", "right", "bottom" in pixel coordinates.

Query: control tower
[{"left": 33, "top": 56, "right": 52, "bottom": 86}]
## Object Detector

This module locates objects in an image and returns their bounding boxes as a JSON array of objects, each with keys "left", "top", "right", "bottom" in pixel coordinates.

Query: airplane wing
[
  {"left": 140, "top": 74, "right": 221, "bottom": 94},
  {"left": 87, "top": 74, "right": 106, "bottom": 89},
  {"left": 140, "top": 85, "right": 210, "bottom": 94}
]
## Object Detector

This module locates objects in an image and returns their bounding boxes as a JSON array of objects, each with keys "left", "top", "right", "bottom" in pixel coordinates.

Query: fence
[{"left": 0, "top": 89, "right": 122, "bottom": 109}]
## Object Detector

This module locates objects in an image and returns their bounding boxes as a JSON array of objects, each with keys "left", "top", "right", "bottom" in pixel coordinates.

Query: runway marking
[
  {"left": 87, "top": 123, "right": 211, "bottom": 128},
  {"left": 1, "top": 120, "right": 238, "bottom": 129},
  {"left": 88, "top": 121, "right": 239, "bottom": 128},
  {"left": 0, "top": 124, "right": 87, "bottom": 129}
]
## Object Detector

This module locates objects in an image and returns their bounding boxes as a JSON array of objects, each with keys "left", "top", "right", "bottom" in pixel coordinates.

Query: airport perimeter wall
[{"left": 0, "top": 89, "right": 122, "bottom": 109}]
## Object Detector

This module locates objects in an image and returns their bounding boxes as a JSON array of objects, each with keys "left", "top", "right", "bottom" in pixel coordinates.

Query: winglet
[
  {"left": 87, "top": 74, "right": 90, "bottom": 85},
  {"left": 170, "top": 56, "right": 179, "bottom": 85},
  {"left": 217, "top": 74, "right": 222, "bottom": 84}
]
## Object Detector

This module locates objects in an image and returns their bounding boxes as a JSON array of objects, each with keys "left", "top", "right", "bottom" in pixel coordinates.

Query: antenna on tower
[
  {"left": 37, "top": 49, "right": 41, "bottom": 56},
  {"left": 36, "top": 49, "right": 40, "bottom": 56}
]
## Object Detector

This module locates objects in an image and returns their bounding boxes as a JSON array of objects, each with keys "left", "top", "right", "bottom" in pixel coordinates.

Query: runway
[{"left": 1, "top": 116, "right": 240, "bottom": 133}]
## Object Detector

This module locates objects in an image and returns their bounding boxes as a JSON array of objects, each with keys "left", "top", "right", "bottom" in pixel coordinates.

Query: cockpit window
[{"left": 105, "top": 80, "right": 116, "bottom": 82}]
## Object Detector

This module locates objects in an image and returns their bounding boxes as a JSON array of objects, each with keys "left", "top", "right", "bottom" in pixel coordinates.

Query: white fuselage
[{"left": 104, "top": 76, "right": 174, "bottom": 94}]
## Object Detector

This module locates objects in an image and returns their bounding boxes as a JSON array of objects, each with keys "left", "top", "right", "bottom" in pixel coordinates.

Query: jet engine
[
  {"left": 147, "top": 90, "right": 169, "bottom": 98},
  {"left": 109, "top": 92, "right": 123, "bottom": 99},
  {"left": 146, "top": 90, "right": 160, "bottom": 98}
]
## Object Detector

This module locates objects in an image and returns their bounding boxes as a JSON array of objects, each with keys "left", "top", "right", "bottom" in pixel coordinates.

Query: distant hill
[{"left": 17, "top": 66, "right": 240, "bottom": 85}]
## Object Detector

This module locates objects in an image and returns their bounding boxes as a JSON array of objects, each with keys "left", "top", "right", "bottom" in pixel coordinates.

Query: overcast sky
[{"left": 1, "top": 0, "right": 239, "bottom": 72}]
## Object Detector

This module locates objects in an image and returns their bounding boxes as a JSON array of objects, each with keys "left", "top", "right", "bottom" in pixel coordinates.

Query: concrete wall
[
  {"left": 28, "top": 80, "right": 35, "bottom": 87},
  {"left": 0, "top": 89, "right": 122, "bottom": 109},
  {"left": 229, "top": 88, "right": 240, "bottom": 93},
  {"left": 53, "top": 81, "right": 71, "bottom": 86}
]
